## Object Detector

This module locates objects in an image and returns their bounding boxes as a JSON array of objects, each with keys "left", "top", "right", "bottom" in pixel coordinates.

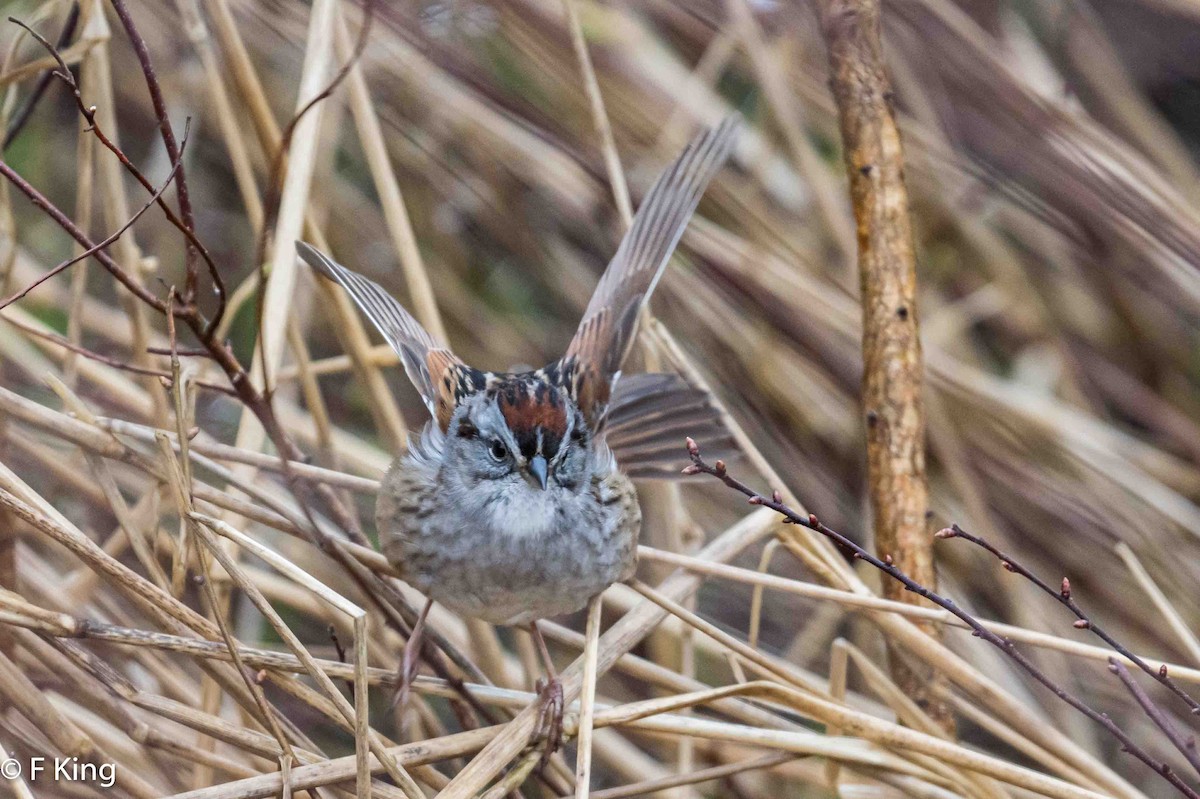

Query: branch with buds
[
  {"left": 684, "top": 437, "right": 1200, "bottom": 799},
  {"left": 1109, "top": 658, "right": 1200, "bottom": 779},
  {"left": 939, "top": 523, "right": 1200, "bottom": 716}
]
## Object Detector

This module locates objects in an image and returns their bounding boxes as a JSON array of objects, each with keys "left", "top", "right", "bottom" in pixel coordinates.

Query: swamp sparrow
[{"left": 296, "top": 114, "right": 738, "bottom": 749}]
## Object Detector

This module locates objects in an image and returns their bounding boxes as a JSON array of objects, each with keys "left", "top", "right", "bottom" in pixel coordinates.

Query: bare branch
[
  {"left": 107, "top": 0, "right": 202, "bottom": 305},
  {"left": 0, "top": 313, "right": 235, "bottom": 396},
  {"left": 7, "top": 14, "right": 226, "bottom": 330},
  {"left": 0, "top": 157, "right": 168, "bottom": 312},
  {"left": 1, "top": 119, "right": 190, "bottom": 311},
  {"left": 941, "top": 523, "right": 1200, "bottom": 717},
  {"left": 1, "top": 2, "right": 79, "bottom": 151},
  {"left": 1110, "top": 658, "right": 1200, "bottom": 780},
  {"left": 940, "top": 523, "right": 1195, "bottom": 715},
  {"left": 684, "top": 437, "right": 1200, "bottom": 799}
]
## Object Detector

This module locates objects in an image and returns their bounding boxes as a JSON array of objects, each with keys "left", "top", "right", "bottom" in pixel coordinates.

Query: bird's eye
[{"left": 488, "top": 439, "right": 508, "bottom": 462}]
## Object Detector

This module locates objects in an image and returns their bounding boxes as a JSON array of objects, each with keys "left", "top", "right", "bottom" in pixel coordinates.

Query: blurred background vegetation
[{"left": 3, "top": 0, "right": 1200, "bottom": 797}]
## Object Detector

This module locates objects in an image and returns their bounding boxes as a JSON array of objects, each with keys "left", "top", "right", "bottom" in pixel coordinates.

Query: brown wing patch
[
  {"left": 573, "top": 365, "right": 610, "bottom": 424},
  {"left": 429, "top": 352, "right": 489, "bottom": 431},
  {"left": 298, "top": 242, "right": 482, "bottom": 427},
  {"left": 543, "top": 355, "right": 611, "bottom": 426},
  {"left": 558, "top": 116, "right": 739, "bottom": 425},
  {"left": 562, "top": 311, "right": 613, "bottom": 421},
  {"left": 564, "top": 309, "right": 609, "bottom": 366}
]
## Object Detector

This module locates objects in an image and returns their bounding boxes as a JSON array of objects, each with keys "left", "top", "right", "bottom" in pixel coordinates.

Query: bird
[{"left": 296, "top": 114, "right": 740, "bottom": 757}]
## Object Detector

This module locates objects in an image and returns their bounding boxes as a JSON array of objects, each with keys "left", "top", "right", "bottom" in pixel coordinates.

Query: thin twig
[
  {"left": 1109, "top": 658, "right": 1200, "bottom": 780},
  {"left": 683, "top": 437, "right": 1200, "bottom": 799},
  {"left": 942, "top": 523, "right": 1200, "bottom": 716},
  {"left": 1, "top": 2, "right": 79, "bottom": 150},
  {"left": 1, "top": 119, "right": 189, "bottom": 310},
  {"left": 0, "top": 156, "right": 167, "bottom": 311},
  {"left": 146, "top": 345, "right": 215, "bottom": 358},
  {"left": 5, "top": 15, "right": 225, "bottom": 326},
  {"left": 107, "top": 0, "right": 202, "bottom": 306},
  {"left": 0, "top": 312, "right": 235, "bottom": 396}
]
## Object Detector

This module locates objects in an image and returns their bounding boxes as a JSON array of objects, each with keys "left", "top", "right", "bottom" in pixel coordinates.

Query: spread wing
[
  {"left": 604, "top": 373, "right": 739, "bottom": 479},
  {"left": 296, "top": 242, "right": 483, "bottom": 430},
  {"left": 553, "top": 114, "right": 740, "bottom": 423}
]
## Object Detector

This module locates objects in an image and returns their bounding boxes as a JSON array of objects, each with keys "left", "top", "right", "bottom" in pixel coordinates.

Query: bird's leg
[
  {"left": 529, "top": 621, "right": 564, "bottom": 769},
  {"left": 392, "top": 598, "right": 433, "bottom": 716}
]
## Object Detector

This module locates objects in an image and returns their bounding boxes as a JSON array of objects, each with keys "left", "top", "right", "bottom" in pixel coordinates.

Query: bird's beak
[{"left": 528, "top": 454, "right": 549, "bottom": 491}]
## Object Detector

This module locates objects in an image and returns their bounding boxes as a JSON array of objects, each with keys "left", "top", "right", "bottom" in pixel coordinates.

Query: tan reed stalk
[
  {"left": 3, "top": 5, "right": 1199, "bottom": 798},
  {"left": 574, "top": 593, "right": 604, "bottom": 799}
]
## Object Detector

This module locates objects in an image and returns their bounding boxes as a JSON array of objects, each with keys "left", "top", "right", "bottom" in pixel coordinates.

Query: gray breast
[{"left": 378, "top": 458, "right": 639, "bottom": 626}]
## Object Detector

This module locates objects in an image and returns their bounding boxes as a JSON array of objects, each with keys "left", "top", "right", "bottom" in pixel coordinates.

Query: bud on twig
[
  {"left": 685, "top": 437, "right": 699, "bottom": 457},
  {"left": 1061, "top": 577, "right": 1071, "bottom": 599},
  {"left": 1074, "top": 620, "right": 1090, "bottom": 629}
]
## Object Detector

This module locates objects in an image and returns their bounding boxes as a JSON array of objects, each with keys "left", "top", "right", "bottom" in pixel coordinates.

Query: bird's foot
[
  {"left": 533, "top": 675, "right": 564, "bottom": 771},
  {"left": 391, "top": 600, "right": 432, "bottom": 719},
  {"left": 390, "top": 638, "right": 420, "bottom": 716}
]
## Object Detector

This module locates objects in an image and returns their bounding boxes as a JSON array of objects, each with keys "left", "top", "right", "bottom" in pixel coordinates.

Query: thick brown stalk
[{"left": 817, "top": 0, "right": 947, "bottom": 729}]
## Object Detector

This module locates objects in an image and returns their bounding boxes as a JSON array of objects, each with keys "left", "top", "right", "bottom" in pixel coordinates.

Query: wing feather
[
  {"left": 296, "top": 242, "right": 468, "bottom": 428},
  {"left": 604, "top": 373, "right": 739, "bottom": 479},
  {"left": 558, "top": 115, "right": 740, "bottom": 420}
]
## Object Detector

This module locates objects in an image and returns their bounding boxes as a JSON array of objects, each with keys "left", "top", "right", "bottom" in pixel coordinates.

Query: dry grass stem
[
  {"left": 0, "top": 2, "right": 1197, "bottom": 797},
  {"left": 573, "top": 593, "right": 604, "bottom": 799}
]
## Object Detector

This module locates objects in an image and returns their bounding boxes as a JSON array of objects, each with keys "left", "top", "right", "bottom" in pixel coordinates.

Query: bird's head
[{"left": 444, "top": 376, "right": 592, "bottom": 492}]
